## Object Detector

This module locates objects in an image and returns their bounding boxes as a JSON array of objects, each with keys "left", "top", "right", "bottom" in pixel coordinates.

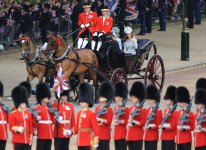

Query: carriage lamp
[{"left": 181, "top": 0, "right": 190, "bottom": 61}]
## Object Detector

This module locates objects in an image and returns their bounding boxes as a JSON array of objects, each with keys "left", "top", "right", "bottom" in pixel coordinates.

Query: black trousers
[
  {"left": 45, "top": 75, "right": 54, "bottom": 88},
  {"left": 195, "top": 146, "right": 206, "bottom": 150},
  {"left": 78, "top": 146, "right": 90, "bottom": 150},
  {"left": 0, "top": 140, "right": 6, "bottom": 150},
  {"left": 145, "top": 141, "right": 158, "bottom": 150},
  {"left": 36, "top": 139, "right": 52, "bottom": 150},
  {"left": 115, "top": 139, "right": 127, "bottom": 150},
  {"left": 54, "top": 138, "right": 70, "bottom": 150},
  {"left": 41, "top": 28, "right": 48, "bottom": 44},
  {"left": 162, "top": 140, "right": 176, "bottom": 150},
  {"left": 127, "top": 140, "right": 143, "bottom": 150},
  {"left": 177, "top": 142, "right": 191, "bottom": 150},
  {"left": 14, "top": 143, "right": 30, "bottom": 150},
  {"left": 97, "top": 140, "right": 110, "bottom": 150},
  {"left": 146, "top": 11, "right": 153, "bottom": 32}
]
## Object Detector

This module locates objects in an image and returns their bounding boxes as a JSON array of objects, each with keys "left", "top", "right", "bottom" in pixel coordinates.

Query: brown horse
[
  {"left": 45, "top": 34, "right": 99, "bottom": 95},
  {"left": 19, "top": 35, "right": 55, "bottom": 82}
]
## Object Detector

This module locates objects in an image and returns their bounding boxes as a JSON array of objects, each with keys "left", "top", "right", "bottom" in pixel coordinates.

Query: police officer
[{"left": 137, "top": 0, "right": 147, "bottom": 35}]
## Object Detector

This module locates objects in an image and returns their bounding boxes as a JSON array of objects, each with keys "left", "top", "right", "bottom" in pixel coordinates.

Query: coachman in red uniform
[
  {"left": 0, "top": 81, "right": 8, "bottom": 150},
  {"left": 53, "top": 90, "right": 75, "bottom": 150},
  {"left": 160, "top": 85, "right": 177, "bottom": 150},
  {"left": 95, "top": 81, "right": 114, "bottom": 150},
  {"left": 91, "top": 6, "right": 113, "bottom": 51},
  {"left": 144, "top": 85, "right": 162, "bottom": 150},
  {"left": 9, "top": 86, "right": 33, "bottom": 150},
  {"left": 35, "top": 83, "right": 54, "bottom": 150},
  {"left": 194, "top": 88, "right": 206, "bottom": 150},
  {"left": 175, "top": 86, "right": 194, "bottom": 150},
  {"left": 72, "top": 83, "right": 99, "bottom": 150},
  {"left": 77, "top": 2, "right": 97, "bottom": 49},
  {"left": 126, "top": 81, "right": 146, "bottom": 150},
  {"left": 113, "top": 81, "right": 129, "bottom": 150}
]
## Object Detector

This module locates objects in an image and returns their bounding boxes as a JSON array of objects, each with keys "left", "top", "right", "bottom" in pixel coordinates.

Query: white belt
[
  {"left": 0, "top": 121, "right": 7, "bottom": 124},
  {"left": 38, "top": 120, "right": 52, "bottom": 124},
  {"left": 59, "top": 120, "right": 70, "bottom": 124}
]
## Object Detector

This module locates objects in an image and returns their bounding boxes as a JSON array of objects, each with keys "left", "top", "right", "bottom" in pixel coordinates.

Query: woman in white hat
[{"left": 123, "top": 26, "right": 138, "bottom": 55}]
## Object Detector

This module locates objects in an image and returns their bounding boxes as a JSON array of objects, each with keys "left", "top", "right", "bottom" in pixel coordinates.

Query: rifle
[
  {"left": 97, "top": 100, "right": 113, "bottom": 118},
  {"left": 115, "top": 99, "right": 127, "bottom": 120},
  {"left": 197, "top": 108, "right": 206, "bottom": 126},
  {"left": 27, "top": 103, "right": 41, "bottom": 120},
  {"left": 160, "top": 103, "right": 177, "bottom": 126},
  {"left": 145, "top": 102, "right": 160, "bottom": 127},
  {"left": 179, "top": 102, "right": 192, "bottom": 126},
  {"left": 130, "top": 100, "right": 145, "bottom": 120},
  {"left": 47, "top": 102, "right": 61, "bottom": 119},
  {"left": 0, "top": 101, "right": 11, "bottom": 113}
]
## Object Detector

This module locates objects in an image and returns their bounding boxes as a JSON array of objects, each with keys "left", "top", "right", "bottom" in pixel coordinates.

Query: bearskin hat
[
  {"left": 78, "top": 83, "right": 94, "bottom": 107},
  {"left": 12, "top": 86, "right": 28, "bottom": 108},
  {"left": 98, "top": 81, "right": 114, "bottom": 101},
  {"left": 19, "top": 81, "right": 31, "bottom": 98},
  {"left": 55, "top": 90, "right": 70, "bottom": 100},
  {"left": 129, "top": 81, "right": 145, "bottom": 101},
  {"left": 114, "top": 81, "right": 128, "bottom": 99},
  {"left": 176, "top": 86, "right": 190, "bottom": 104},
  {"left": 0, "top": 81, "right": 3, "bottom": 97},
  {"left": 164, "top": 85, "right": 176, "bottom": 102},
  {"left": 146, "top": 85, "right": 160, "bottom": 102},
  {"left": 196, "top": 78, "right": 206, "bottom": 90},
  {"left": 36, "top": 83, "right": 51, "bottom": 104},
  {"left": 195, "top": 89, "right": 206, "bottom": 105}
]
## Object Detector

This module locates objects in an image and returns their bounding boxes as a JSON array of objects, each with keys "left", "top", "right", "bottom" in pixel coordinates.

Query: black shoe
[
  {"left": 157, "top": 29, "right": 166, "bottom": 31},
  {"left": 137, "top": 33, "right": 145, "bottom": 35},
  {"left": 146, "top": 30, "right": 152, "bottom": 33}
]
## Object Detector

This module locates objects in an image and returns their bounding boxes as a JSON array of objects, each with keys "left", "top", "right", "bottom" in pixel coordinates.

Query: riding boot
[
  {"left": 96, "top": 41, "right": 102, "bottom": 51},
  {"left": 91, "top": 40, "right": 96, "bottom": 50},
  {"left": 77, "top": 38, "right": 83, "bottom": 49},
  {"left": 81, "top": 38, "right": 89, "bottom": 49}
]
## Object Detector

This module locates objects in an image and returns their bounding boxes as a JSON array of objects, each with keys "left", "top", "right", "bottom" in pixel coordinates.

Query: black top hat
[
  {"left": 12, "top": 86, "right": 28, "bottom": 108},
  {"left": 176, "top": 86, "right": 190, "bottom": 104},
  {"left": 78, "top": 83, "right": 94, "bottom": 107},
  {"left": 164, "top": 85, "right": 176, "bottom": 102},
  {"left": 83, "top": 2, "right": 91, "bottom": 8},
  {"left": 36, "top": 83, "right": 51, "bottom": 104},
  {"left": 98, "top": 81, "right": 114, "bottom": 101},
  {"left": 129, "top": 81, "right": 145, "bottom": 102},
  {"left": 146, "top": 85, "right": 160, "bottom": 102},
  {"left": 114, "top": 81, "right": 128, "bottom": 99},
  {"left": 101, "top": 5, "right": 109, "bottom": 11}
]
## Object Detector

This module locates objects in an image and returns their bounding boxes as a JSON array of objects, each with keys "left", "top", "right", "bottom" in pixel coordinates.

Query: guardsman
[
  {"left": 113, "top": 81, "right": 129, "bottom": 150},
  {"left": 126, "top": 81, "right": 147, "bottom": 150},
  {"left": 72, "top": 83, "right": 99, "bottom": 150},
  {"left": 160, "top": 85, "right": 177, "bottom": 150},
  {"left": 9, "top": 86, "right": 33, "bottom": 150},
  {"left": 91, "top": 5, "right": 113, "bottom": 51},
  {"left": 95, "top": 81, "right": 114, "bottom": 150},
  {"left": 175, "top": 86, "right": 194, "bottom": 150},
  {"left": 35, "top": 83, "right": 54, "bottom": 150},
  {"left": 194, "top": 88, "right": 206, "bottom": 150},
  {"left": 144, "top": 85, "right": 162, "bottom": 150},
  {"left": 0, "top": 81, "right": 8, "bottom": 150},
  {"left": 52, "top": 89, "right": 75, "bottom": 150},
  {"left": 77, "top": 2, "right": 97, "bottom": 49}
]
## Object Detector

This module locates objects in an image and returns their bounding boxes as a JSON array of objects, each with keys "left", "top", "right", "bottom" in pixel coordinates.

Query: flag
[{"left": 54, "top": 64, "right": 69, "bottom": 98}]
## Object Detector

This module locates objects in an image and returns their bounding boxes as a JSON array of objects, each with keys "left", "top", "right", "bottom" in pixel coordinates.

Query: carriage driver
[
  {"left": 77, "top": 2, "right": 97, "bottom": 49},
  {"left": 91, "top": 6, "right": 113, "bottom": 51}
]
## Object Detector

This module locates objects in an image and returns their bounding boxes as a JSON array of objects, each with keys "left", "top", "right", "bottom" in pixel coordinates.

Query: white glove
[
  {"left": 93, "top": 144, "right": 99, "bottom": 148},
  {"left": 98, "top": 32, "right": 104, "bottom": 37},
  {"left": 57, "top": 116, "right": 63, "bottom": 123},
  {"left": 80, "top": 24, "right": 85, "bottom": 29},
  {"left": 162, "top": 123, "right": 171, "bottom": 129},
  {"left": 85, "top": 23, "right": 90, "bottom": 28},
  {"left": 16, "top": 127, "right": 24, "bottom": 133},
  {"left": 63, "top": 129, "right": 72, "bottom": 136},
  {"left": 93, "top": 32, "right": 98, "bottom": 36}
]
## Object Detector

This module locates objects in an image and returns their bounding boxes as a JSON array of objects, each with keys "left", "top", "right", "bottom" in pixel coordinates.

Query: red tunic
[
  {"left": 73, "top": 109, "right": 99, "bottom": 146},
  {"left": 144, "top": 107, "right": 162, "bottom": 141},
  {"left": 0, "top": 106, "right": 8, "bottom": 140},
  {"left": 9, "top": 110, "right": 33, "bottom": 144},
  {"left": 194, "top": 112, "right": 206, "bottom": 148},
  {"left": 78, "top": 11, "right": 97, "bottom": 36},
  {"left": 35, "top": 104, "right": 54, "bottom": 139},
  {"left": 113, "top": 105, "right": 129, "bottom": 140},
  {"left": 95, "top": 105, "right": 113, "bottom": 140},
  {"left": 52, "top": 101, "right": 75, "bottom": 138},
  {"left": 160, "top": 108, "right": 177, "bottom": 140},
  {"left": 95, "top": 16, "right": 113, "bottom": 34},
  {"left": 126, "top": 106, "right": 146, "bottom": 141},
  {"left": 175, "top": 110, "right": 194, "bottom": 144}
]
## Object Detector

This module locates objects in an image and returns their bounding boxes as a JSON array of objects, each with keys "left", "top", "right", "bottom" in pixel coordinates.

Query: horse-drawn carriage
[{"left": 19, "top": 33, "right": 165, "bottom": 102}]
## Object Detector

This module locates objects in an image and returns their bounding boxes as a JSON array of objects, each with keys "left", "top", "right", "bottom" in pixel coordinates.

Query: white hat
[
  {"left": 124, "top": 26, "right": 132, "bottom": 34},
  {"left": 112, "top": 27, "right": 120, "bottom": 36}
]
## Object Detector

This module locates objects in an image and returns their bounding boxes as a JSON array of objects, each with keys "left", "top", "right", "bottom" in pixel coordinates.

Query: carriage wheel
[
  {"left": 144, "top": 55, "right": 165, "bottom": 92},
  {"left": 111, "top": 68, "right": 128, "bottom": 85}
]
